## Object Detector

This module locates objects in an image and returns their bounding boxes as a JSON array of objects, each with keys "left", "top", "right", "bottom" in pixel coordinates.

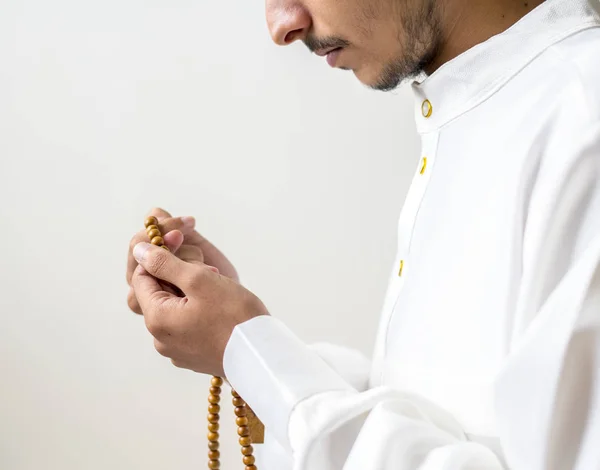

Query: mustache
[{"left": 303, "top": 35, "right": 350, "bottom": 53}]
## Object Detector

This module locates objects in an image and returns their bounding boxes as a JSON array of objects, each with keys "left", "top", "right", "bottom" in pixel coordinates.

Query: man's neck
[{"left": 425, "top": 0, "right": 546, "bottom": 74}]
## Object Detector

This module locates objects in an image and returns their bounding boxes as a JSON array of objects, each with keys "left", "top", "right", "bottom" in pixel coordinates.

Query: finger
[
  {"left": 127, "top": 217, "right": 195, "bottom": 285},
  {"left": 156, "top": 216, "right": 196, "bottom": 235},
  {"left": 147, "top": 208, "right": 196, "bottom": 230},
  {"left": 208, "top": 266, "right": 220, "bottom": 273},
  {"left": 176, "top": 244, "right": 205, "bottom": 265},
  {"left": 132, "top": 265, "right": 179, "bottom": 338},
  {"left": 147, "top": 207, "right": 172, "bottom": 221},
  {"left": 131, "top": 264, "right": 167, "bottom": 309},
  {"left": 163, "top": 230, "right": 185, "bottom": 253},
  {"left": 127, "top": 287, "right": 143, "bottom": 315},
  {"left": 153, "top": 340, "right": 190, "bottom": 369},
  {"left": 185, "top": 231, "right": 238, "bottom": 280},
  {"left": 133, "top": 242, "right": 200, "bottom": 291}
]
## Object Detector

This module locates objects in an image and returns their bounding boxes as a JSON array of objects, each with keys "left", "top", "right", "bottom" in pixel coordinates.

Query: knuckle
[
  {"left": 145, "top": 249, "right": 169, "bottom": 275},
  {"left": 147, "top": 316, "right": 168, "bottom": 338},
  {"left": 162, "top": 217, "right": 184, "bottom": 233},
  {"left": 188, "top": 266, "right": 208, "bottom": 289},
  {"left": 150, "top": 207, "right": 171, "bottom": 219}
]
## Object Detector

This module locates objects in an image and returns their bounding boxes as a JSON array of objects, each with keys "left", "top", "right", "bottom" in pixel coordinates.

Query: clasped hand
[{"left": 126, "top": 208, "right": 269, "bottom": 377}]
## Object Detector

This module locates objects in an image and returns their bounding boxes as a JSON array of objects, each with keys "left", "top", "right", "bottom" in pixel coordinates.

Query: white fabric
[{"left": 224, "top": 0, "right": 600, "bottom": 468}]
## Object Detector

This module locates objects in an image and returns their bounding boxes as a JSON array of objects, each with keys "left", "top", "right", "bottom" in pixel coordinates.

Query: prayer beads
[{"left": 143, "top": 216, "right": 261, "bottom": 469}]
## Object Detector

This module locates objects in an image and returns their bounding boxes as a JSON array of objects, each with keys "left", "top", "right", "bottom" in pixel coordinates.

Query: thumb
[
  {"left": 133, "top": 242, "right": 197, "bottom": 291},
  {"left": 131, "top": 265, "right": 173, "bottom": 314}
]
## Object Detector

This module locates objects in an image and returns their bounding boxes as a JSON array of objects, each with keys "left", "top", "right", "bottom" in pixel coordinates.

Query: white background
[{"left": 0, "top": 1, "right": 419, "bottom": 468}]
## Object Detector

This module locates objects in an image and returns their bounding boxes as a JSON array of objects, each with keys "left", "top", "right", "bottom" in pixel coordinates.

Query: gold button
[
  {"left": 420, "top": 157, "right": 427, "bottom": 174},
  {"left": 398, "top": 260, "right": 404, "bottom": 277},
  {"left": 421, "top": 99, "right": 432, "bottom": 118}
]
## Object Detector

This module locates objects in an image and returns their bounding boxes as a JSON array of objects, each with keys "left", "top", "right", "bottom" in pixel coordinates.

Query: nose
[{"left": 266, "top": 1, "right": 311, "bottom": 46}]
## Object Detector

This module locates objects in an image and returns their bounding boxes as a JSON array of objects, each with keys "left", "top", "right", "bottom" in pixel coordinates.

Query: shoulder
[
  {"left": 523, "top": 29, "right": 600, "bottom": 204},
  {"left": 519, "top": 27, "right": 600, "bottom": 170},
  {"left": 547, "top": 27, "right": 600, "bottom": 123}
]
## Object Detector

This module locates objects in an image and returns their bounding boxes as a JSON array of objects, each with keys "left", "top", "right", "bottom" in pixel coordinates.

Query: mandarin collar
[{"left": 411, "top": 0, "right": 600, "bottom": 134}]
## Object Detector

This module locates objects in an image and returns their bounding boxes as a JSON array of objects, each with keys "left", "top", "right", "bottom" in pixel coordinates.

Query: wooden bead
[
  {"left": 243, "top": 455, "right": 256, "bottom": 466},
  {"left": 245, "top": 465, "right": 257, "bottom": 470},
  {"left": 208, "top": 459, "right": 220, "bottom": 469},
  {"left": 236, "top": 417, "right": 249, "bottom": 427},
  {"left": 239, "top": 436, "right": 251, "bottom": 447},
  {"left": 208, "top": 450, "right": 220, "bottom": 460},
  {"left": 208, "top": 441, "right": 219, "bottom": 451},
  {"left": 232, "top": 397, "right": 244, "bottom": 407},
  {"left": 231, "top": 389, "right": 240, "bottom": 398},
  {"left": 209, "top": 386, "right": 221, "bottom": 395},
  {"left": 234, "top": 406, "right": 247, "bottom": 417},
  {"left": 208, "top": 394, "right": 220, "bottom": 404},
  {"left": 211, "top": 377, "right": 224, "bottom": 387},
  {"left": 161, "top": 245, "right": 170, "bottom": 251},
  {"left": 147, "top": 228, "right": 161, "bottom": 239},
  {"left": 207, "top": 431, "right": 219, "bottom": 442},
  {"left": 207, "top": 422, "right": 219, "bottom": 432},
  {"left": 237, "top": 426, "right": 249, "bottom": 437},
  {"left": 208, "top": 404, "right": 220, "bottom": 414},
  {"left": 144, "top": 216, "right": 158, "bottom": 228},
  {"left": 241, "top": 445, "right": 253, "bottom": 456},
  {"left": 145, "top": 224, "right": 159, "bottom": 233},
  {"left": 207, "top": 413, "right": 219, "bottom": 423},
  {"left": 151, "top": 236, "right": 164, "bottom": 246}
]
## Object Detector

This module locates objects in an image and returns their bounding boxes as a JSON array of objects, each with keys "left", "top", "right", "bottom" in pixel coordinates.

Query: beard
[
  {"left": 303, "top": 0, "right": 443, "bottom": 92},
  {"left": 372, "top": 0, "right": 443, "bottom": 91}
]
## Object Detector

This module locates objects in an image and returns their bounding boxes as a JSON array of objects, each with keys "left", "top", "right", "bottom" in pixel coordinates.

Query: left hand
[
  {"left": 131, "top": 242, "right": 269, "bottom": 377},
  {"left": 126, "top": 207, "right": 239, "bottom": 315}
]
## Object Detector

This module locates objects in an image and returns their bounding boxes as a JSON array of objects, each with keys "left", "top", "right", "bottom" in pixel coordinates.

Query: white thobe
[{"left": 223, "top": 0, "right": 600, "bottom": 468}]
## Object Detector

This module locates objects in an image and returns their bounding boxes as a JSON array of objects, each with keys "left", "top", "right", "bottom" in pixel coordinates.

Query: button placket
[
  {"left": 395, "top": 134, "right": 438, "bottom": 277},
  {"left": 379, "top": 132, "right": 440, "bottom": 377}
]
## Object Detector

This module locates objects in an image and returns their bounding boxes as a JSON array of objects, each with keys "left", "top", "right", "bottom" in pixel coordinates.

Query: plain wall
[{"left": 0, "top": 1, "right": 420, "bottom": 468}]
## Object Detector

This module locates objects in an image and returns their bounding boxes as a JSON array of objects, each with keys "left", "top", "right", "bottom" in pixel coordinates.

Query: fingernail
[
  {"left": 134, "top": 242, "right": 151, "bottom": 263},
  {"left": 181, "top": 216, "right": 195, "bottom": 229}
]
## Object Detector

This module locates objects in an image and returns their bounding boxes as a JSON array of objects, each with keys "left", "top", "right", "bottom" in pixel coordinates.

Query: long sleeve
[
  {"left": 225, "top": 316, "right": 507, "bottom": 470},
  {"left": 251, "top": 343, "right": 371, "bottom": 470},
  {"left": 224, "top": 122, "right": 600, "bottom": 470}
]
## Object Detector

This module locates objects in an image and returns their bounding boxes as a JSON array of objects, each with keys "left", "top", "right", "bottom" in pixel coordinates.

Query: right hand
[{"left": 126, "top": 207, "right": 239, "bottom": 315}]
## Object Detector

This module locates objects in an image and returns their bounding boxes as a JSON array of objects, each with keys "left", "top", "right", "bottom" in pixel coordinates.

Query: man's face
[{"left": 265, "top": 0, "right": 442, "bottom": 91}]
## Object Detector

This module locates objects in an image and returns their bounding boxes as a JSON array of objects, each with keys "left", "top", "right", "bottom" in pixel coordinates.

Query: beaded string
[{"left": 143, "top": 216, "right": 260, "bottom": 470}]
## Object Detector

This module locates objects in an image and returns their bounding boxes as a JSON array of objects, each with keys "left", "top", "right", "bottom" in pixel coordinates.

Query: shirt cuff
[{"left": 223, "top": 316, "right": 355, "bottom": 451}]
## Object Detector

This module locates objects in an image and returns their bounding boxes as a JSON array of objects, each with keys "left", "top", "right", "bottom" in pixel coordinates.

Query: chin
[{"left": 352, "top": 66, "right": 383, "bottom": 88}]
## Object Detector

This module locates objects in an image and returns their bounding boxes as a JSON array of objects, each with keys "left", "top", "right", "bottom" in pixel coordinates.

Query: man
[{"left": 126, "top": 0, "right": 600, "bottom": 468}]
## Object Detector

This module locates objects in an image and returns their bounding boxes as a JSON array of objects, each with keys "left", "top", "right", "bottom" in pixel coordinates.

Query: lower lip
[{"left": 326, "top": 48, "right": 342, "bottom": 67}]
